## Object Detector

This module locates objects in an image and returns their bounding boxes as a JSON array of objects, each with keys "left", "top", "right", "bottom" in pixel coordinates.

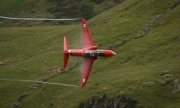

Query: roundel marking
[
  {"left": 83, "top": 78, "right": 86, "bottom": 82},
  {"left": 83, "top": 24, "right": 86, "bottom": 28}
]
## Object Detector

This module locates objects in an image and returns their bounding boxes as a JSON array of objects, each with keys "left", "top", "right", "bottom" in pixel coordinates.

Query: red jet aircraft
[{"left": 63, "top": 18, "right": 116, "bottom": 87}]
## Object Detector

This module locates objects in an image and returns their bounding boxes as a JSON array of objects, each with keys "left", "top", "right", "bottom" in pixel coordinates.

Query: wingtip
[
  {"left": 81, "top": 18, "right": 87, "bottom": 23},
  {"left": 80, "top": 83, "right": 86, "bottom": 87},
  {"left": 63, "top": 65, "right": 67, "bottom": 69}
]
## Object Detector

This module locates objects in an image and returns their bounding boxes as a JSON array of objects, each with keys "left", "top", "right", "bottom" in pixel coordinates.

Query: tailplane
[{"left": 63, "top": 36, "right": 69, "bottom": 68}]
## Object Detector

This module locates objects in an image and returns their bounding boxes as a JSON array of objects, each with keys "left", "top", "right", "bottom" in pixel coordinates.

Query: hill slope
[
  {"left": 0, "top": 0, "right": 180, "bottom": 108},
  {"left": 0, "top": 0, "right": 124, "bottom": 26}
]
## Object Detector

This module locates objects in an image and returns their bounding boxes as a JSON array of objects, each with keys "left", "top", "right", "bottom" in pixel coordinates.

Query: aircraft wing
[
  {"left": 81, "top": 57, "right": 96, "bottom": 87},
  {"left": 81, "top": 18, "right": 95, "bottom": 49}
]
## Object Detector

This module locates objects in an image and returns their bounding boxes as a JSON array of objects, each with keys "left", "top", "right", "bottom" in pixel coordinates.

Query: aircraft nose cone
[
  {"left": 112, "top": 51, "right": 116, "bottom": 55},
  {"left": 104, "top": 50, "right": 116, "bottom": 56}
]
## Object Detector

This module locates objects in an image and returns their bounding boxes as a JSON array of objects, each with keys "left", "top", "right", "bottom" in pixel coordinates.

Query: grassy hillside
[
  {"left": 0, "top": 0, "right": 124, "bottom": 26},
  {"left": 0, "top": 0, "right": 180, "bottom": 108}
]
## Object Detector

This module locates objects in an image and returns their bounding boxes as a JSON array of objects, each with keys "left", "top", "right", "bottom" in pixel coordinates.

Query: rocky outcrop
[
  {"left": 172, "top": 79, "right": 180, "bottom": 93},
  {"left": 136, "top": 0, "right": 180, "bottom": 38},
  {"left": 79, "top": 93, "right": 138, "bottom": 108},
  {"left": 160, "top": 73, "right": 173, "bottom": 85},
  {"left": 159, "top": 70, "right": 180, "bottom": 93}
]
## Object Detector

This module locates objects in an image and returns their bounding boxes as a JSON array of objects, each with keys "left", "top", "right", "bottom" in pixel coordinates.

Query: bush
[
  {"left": 91, "top": 0, "right": 105, "bottom": 4},
  {"left": 78, "top": 1, "right": 94, "bottom": 19}
]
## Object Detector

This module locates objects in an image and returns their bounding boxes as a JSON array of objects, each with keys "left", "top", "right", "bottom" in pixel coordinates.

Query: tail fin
[{"left": 63, "top": 36, "right": 69, "bottom": 68}]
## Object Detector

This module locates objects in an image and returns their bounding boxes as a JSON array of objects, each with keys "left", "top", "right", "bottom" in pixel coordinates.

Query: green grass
[
  {"left": 0, "top": 0, "right": 123, "bottom": 27},
  {"left": 0, "top": 0, "right": 180, "bottom": 108}
]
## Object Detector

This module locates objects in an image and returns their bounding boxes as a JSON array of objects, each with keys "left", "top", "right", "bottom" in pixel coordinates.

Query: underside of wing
[
  {"left": 81, "top": 18, "right": 95, "bottom": 49},
  {"left": 81, "top": 57, "right": 96, "bottom": 87}
]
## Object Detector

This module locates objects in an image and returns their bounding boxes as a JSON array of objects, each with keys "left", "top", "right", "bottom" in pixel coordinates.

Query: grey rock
[
  {"left": 172, "top": 79, "right": 180, "bottom": 93},
  {"left": 160, "top": 72, "right": 173, "bottom": 85},
  {"left": 144, "top": 82, "right": 154, "bottom": 86}
]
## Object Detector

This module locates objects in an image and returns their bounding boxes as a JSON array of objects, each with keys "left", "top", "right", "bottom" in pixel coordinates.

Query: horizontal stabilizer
[{"left": 63, "top": 36, "right": 69, "bottom": 68}]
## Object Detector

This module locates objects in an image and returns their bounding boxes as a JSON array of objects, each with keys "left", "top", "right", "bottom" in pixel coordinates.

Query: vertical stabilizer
[{"left": 63, "top": 36, "right": 69, "bottom": 68}]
